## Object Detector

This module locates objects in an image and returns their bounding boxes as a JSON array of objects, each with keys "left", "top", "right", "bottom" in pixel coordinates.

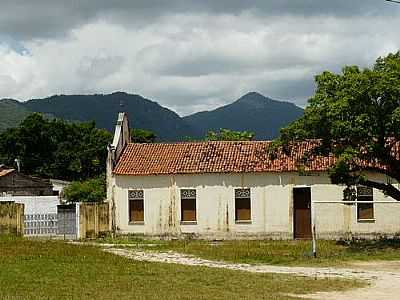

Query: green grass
[
  {"left": 0, "top": 236, "right": 363, "bottom": 300},
  {"left": 97, "top": 237, "right": 400, "bottom": 267}
]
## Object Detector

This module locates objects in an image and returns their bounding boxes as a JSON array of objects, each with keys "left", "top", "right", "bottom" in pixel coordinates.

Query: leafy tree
[
  {"left": 0, "top": 113, "right": 112, "bottom": 181},
  {"left": 131, "top": 128, "right": 157, "bottom": 143},
  {"left": 206, "top": 128, "right": 255, "bottom": 141},
  {"left": 63, "top": 175, "right": 106, "bottom": 203},
  {"left": 274, "top": 52, "right": 400, "bottom": 200}
]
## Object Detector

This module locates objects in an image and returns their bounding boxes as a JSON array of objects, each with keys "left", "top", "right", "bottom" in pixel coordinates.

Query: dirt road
[{"left": 106, "top": 248, "right": 400, "bottom": 300}]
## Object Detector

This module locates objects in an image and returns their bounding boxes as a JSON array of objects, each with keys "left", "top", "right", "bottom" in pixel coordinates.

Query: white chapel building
[{"left": 106, "top": 113, "right": 400, "bottom": 239}]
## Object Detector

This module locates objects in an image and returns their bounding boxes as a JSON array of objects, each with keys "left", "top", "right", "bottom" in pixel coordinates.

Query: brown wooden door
[{"left": 293, "top": 187, "right": 312, "bottom": 239}]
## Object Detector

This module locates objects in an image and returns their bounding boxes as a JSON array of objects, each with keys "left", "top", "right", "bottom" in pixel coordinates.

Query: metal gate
[{"left": 57, "top": 204, "right": 77, "bottom": 238}]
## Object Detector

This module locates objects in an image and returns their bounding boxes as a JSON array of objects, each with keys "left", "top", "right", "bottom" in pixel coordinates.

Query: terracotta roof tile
[
  {"left": 113, "top": 141, "right": 337, "bottom": 176},
  {"left": 0, "top": 169, "right": 15, "bottom": 177}
]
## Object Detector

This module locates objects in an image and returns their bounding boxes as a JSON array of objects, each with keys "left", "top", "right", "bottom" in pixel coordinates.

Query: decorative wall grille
[
  {"left": 357, "top": 186, "right": 373, "bottom": 197},
  {"left": 235, "top": 188, "right": 250, "bottom": 199},
  {"left": 129, "top": 190, "right": 144, "bottom": 200},
  {"left": 181, "top": 189, "right": 196, "bottom": 199},
  {"left": 24, "top": 213, "right": 58, "bottom": 235}
]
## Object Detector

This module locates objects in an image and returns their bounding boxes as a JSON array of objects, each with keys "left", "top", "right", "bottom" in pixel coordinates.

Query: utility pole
[
  {"left": 311, "top": 201, "right": 317, "bottom": 258},
  {"left": 14, "top": 158, "right": 21, "bottom": 173}
]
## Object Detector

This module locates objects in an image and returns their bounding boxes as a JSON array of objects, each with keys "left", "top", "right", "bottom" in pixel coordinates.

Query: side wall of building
[{"left": 113, "top": 172, "right": 400, "bottom": 239}]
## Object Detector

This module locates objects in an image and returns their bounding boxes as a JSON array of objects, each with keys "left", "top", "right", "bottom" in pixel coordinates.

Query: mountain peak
[
  {"left": 184, "top": 92, "right": 304, "bottom": 140},
  {"left": 242, "top": 91, "right": 266, "bottom": 98},
  {"left": 233, "top": 91, "right": 274, "bottom": 109},
  {"left": 235, "top": 92, "right": 272, "bottom": 103}
]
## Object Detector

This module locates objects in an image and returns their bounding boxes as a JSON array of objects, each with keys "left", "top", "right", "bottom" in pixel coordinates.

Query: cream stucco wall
[{"left": 112, "top": 172, "right": 400, "bottom": 239}]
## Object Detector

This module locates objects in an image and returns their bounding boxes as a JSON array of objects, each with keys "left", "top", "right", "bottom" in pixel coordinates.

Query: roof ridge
[
  {"left": 127, "top": 139, "right": 323, "bottom": 146},
  {"left": 127, "top": 140, "right": 273, "bottom": 146}
]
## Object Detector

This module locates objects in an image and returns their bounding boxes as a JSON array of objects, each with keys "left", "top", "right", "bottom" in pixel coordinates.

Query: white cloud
[{"left": 0, "top": 8, "right": 399, "bottom": 115}]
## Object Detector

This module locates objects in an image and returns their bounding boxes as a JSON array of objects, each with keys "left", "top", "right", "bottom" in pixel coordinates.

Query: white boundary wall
[{"left": 0, "top": 196, "right": 59, "bottom": 214}]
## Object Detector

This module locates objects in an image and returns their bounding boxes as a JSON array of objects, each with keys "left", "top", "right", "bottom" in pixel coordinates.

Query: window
[
  {"left": 357, "top": 186, "right": 374, "bottom": 221},
  {"left": 180, "top": 189, "right": 196, "bottom": 223},
  {"left": 129, "top": 190, "right": 144, "bottom": 223},
  {"left": 235, "top": 188, "right": 251, "bottom": 223}
]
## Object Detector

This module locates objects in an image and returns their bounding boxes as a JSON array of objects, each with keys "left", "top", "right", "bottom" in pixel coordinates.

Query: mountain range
[{"left": 0, "top": 92, "right": 303, "bottom": 141}]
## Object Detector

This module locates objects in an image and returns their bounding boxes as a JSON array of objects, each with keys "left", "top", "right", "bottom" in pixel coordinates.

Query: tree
[
  {"left": 63, "top": 175, "right": 106, "bottom": 203},
  {"left": 0, "top": 113, "right": 112, "bottom": 181},
  {"left": 131, "top": 128, "right": 157, "bottom": 143},
  {"left": 206, "top": 128, "right": 255, "bottom": 141},
  {"left": 274, "top": 52, "right": 400, "bottom": 200}
]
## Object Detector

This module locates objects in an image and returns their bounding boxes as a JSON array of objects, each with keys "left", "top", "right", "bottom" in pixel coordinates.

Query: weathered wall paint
[
  {"left": 79, "top": 202, "right": 109, "bottom": 238},
  {"left": 112, "top": 172, "right": 400, "bottom": 239},
  {"left": 0, "top": 202, "right": 24, "bottom": 235}
]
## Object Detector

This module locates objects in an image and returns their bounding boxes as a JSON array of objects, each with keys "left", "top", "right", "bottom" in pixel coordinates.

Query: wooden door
[{"left": 293, "top": 187, "right": 312, "bottom": 239}]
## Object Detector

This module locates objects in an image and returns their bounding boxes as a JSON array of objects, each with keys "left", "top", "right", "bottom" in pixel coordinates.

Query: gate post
[{"left": 76, "top": 203, "right": 80, "bottom": 239}]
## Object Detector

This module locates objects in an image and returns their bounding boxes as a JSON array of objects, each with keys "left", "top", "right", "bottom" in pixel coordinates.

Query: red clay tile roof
[
  {"left": 113, "top": 141, "right": 337, "bottom": 176},
  {"left": 0, "top": 168, "right": 15, "bottom": 177}
]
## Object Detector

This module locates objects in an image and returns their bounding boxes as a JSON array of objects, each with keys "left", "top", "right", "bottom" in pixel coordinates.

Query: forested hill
[
  {"left": 0, "top": 92, "right": 304, "bottom": 141},
  {"left": 0, "top": 99, "right": 30, "bottom": 132},
  {"left": 183, "top": 92, "right": 304, "bottom": 140},
  {"left": 23, "top": 92, "right": 193, "bottom": 141}
]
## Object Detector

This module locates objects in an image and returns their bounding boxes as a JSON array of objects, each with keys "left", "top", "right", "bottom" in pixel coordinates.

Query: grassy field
[
  {"left": 97, "top": 237, "right": 400, "bottom": 266},
  {"left": 0, "top": 236, "right": 363, "bottom": 300}
]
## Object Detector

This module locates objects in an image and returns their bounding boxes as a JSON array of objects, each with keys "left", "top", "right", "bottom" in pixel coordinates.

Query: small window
[
  {"left": 129, "top": 190, "right": 144, "bottom": 223},
  {"left": 180, "top": 189, "right": 196, "bottom": 223},
  {"left": 357, "top": 186, "right": 374, "bottom": 221},
  {"left": 235, "top": 188, "right": 251, "bottom": 223}
]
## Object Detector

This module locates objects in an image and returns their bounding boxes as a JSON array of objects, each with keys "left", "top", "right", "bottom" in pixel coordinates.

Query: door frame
[{"left": 292, "top": 186, "right": 312, "bottom": 239}]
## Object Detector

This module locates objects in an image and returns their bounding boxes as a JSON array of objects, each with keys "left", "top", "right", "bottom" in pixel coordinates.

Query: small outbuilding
[{"left": 0, "top": 166, "right": 54, "bottom": 196}]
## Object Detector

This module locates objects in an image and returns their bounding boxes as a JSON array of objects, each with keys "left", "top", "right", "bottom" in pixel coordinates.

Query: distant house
[
  {"left": 50, "top": 179, "right": 71, "bottom": 200},
  {"left": 0, "top": 167, "right": 54, "bottom": 196},
  {"left": 107, "top": 113, "right": 400, "bottom": 239},
  {"left": 0, "top": 166, "right": 61, "bottom": 215}
]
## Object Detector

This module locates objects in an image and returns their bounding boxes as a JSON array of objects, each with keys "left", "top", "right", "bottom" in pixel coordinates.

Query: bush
[{"left": 64, "top": 175, "right": 106, "bottom": 203}]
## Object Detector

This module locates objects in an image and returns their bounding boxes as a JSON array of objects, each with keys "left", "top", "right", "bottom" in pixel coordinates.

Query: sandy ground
[{"left": 105, "top": 248, "right": 400, "bottom": 300}]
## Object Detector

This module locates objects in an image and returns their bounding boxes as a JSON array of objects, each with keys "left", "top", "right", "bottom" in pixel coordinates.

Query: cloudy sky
[{"left": 1, "top": 0, "right": 400, "bottom": 115}]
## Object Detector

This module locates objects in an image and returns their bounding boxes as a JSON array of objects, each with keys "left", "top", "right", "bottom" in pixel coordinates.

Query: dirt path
[{"left": 105, "top": 248, "right": 400, "bottom": 300}]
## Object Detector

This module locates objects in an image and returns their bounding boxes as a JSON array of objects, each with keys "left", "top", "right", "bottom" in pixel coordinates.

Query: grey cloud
[
  {"left": 260, "top": 77, "right": 316, "bottom": 107},
  {"left": 77, "top": 55, "right": 124, "bottom": 79},
  {"left": 1, "top": 0, "right": 400, "bottom": 116},
  {"left": 1, "top": 0, "right": 398, "bottom": 41}
]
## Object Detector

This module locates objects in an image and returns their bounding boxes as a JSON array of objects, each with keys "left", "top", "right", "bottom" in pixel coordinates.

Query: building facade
[{"left": 107, "top": 113, "right": 400, "bottom": 239}]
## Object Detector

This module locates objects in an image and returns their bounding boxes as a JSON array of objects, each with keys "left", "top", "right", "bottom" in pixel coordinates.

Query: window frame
[
  {"left": 180, "top": 189, "right": 197, "bottom": 225},
  {"left": 128, "top": 189, "right": 145, "bottom": 225},
  {"left": 234, "top": 188, "right": 252, "bottom": 224},
  {"left": 356, "top": 186, "right": 375, "bottom": 222}
]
